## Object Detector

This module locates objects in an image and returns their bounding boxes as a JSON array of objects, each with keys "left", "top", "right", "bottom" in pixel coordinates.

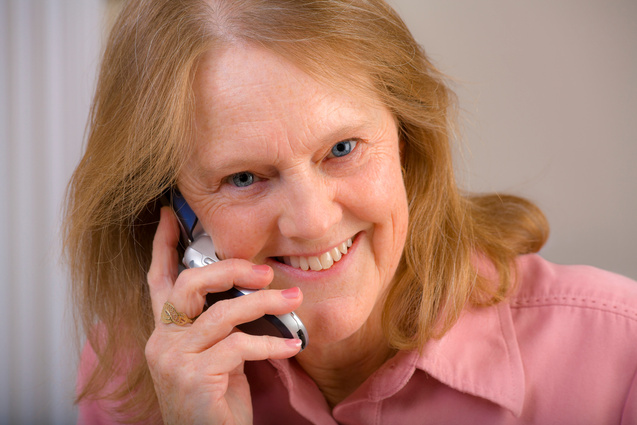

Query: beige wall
[{"left": 390, "top": 0, "right": 637, "bottom": 279}]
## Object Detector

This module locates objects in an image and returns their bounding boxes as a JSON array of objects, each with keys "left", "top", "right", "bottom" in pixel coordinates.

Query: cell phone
[{"left": 166, "top": 189, "right": 308, "bottom": 352}]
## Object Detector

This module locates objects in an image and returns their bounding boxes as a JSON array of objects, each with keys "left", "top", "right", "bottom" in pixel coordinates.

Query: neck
[{"left": 295, "top": 310, "right": 396, "bottom": 408}]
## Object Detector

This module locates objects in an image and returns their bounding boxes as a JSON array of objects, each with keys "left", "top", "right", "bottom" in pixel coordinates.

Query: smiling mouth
[{"left": 274, "top": 238, "right": 353, "bottom": 271}]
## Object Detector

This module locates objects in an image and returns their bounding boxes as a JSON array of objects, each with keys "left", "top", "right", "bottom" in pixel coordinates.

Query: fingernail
[
  {"left": 281, "top": 287, "right": 300, "bottom": 299},
  {"left": 286, "top": 338, "right": 302, "bottom": 349},
  {"left": 252, "top": 264, "right": 271, "bottom": 274}
]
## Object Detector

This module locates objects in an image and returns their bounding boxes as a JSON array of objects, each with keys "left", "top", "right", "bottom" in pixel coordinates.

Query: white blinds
[{"left": 0, "top": 1, "right": 102, "bottom": 423}]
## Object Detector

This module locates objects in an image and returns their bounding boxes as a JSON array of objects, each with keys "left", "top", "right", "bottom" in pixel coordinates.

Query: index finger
[{"left": 147, "top": 206, "right": 181, "bottom": 320}]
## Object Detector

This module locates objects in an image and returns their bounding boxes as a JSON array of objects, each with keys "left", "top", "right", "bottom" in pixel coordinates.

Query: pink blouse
[{"left": 78, "top": 254, "right": 637, "bottom": 424}]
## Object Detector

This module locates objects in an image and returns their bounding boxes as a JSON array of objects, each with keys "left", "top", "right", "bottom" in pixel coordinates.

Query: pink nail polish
[
  {"left": 281, "top": 287, "right": 300, "bottom": 299},
  {"left": 252, "top": 264, "right": 270, "bottom": 274},
  {"left": 285, "top": 338, "right": 302, "bottom": 349}
]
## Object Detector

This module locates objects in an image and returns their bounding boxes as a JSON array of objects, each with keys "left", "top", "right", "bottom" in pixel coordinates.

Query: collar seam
[{"left": 510, "top": 295, "right": 637, "bottom": 322}]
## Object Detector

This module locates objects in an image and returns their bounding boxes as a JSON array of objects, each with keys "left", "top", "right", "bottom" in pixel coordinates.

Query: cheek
[
  {"left": 343, "top": 155, "right": 408, "bottom": 270},
  {"left": 202, "top": 202, "right": 275, "bottom": 261},
  {"left": 344, "top": 153, "right": 407, "bottom": 226},
  {"left": 371, "top": 188, "right": 408, "bottom": 275}
]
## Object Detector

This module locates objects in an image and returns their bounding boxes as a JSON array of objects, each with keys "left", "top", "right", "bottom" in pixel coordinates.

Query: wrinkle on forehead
[
  {"left": 189, "top": 43, "right": 393, "bottom": 172},
  {"left": 194, "top": 41, "right": 382, "bottom": 118}
]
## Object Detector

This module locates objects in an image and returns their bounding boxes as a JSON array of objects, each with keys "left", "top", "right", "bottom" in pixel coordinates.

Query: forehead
[{"left": 191, "top": 43, "right": 390, "bottom": 148}]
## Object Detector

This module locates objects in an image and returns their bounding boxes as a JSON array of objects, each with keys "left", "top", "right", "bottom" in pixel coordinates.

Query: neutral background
[
  {"left": 1, "top": 0, "right": 635, "bottom": 423},
  {"left": 390, "top": 0, "right": 637, "bottom": 278}
]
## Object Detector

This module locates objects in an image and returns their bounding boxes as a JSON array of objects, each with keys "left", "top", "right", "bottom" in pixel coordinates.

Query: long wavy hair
[{"left": 64, "top": 0, "right": 548, "bottom": 421}]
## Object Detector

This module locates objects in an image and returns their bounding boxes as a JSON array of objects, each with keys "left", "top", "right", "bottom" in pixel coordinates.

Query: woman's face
[{"left": 179, "top": 44, "right": 408, "bottom": 345}]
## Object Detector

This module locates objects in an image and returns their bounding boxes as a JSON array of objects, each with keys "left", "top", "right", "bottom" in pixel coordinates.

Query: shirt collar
[
  {"left": 269, "top": 279, "right": 525, "bottom": 418},
  {"left": 412, "top": 300, "right": 525, "bottom": 417},
  {"left": 271, "top": 299, "right": 525, "bottom": 418}
]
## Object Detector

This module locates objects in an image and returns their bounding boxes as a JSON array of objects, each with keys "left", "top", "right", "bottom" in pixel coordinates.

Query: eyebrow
[{"left": 195, "top": 111, "right": 380, "bottom": 178}]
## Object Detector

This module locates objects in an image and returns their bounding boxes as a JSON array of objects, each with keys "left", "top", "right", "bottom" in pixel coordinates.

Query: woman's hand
[{"left": 145, "top": 207, "right": 303, "bottom": 425}]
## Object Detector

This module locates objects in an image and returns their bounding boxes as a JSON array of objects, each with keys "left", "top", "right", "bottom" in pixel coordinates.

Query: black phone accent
[{"left": 167, "top": 189, "right": 308, "bottom": 351}]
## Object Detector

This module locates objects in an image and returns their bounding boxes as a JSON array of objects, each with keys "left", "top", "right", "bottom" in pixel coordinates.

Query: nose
[{"left": 276, "top": 169, "right": 342, "bottom": 241}]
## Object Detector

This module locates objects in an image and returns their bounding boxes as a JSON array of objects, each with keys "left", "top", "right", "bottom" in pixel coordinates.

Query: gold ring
[{"left": 160, "top": 302, "right": 193, "bottom": 326}]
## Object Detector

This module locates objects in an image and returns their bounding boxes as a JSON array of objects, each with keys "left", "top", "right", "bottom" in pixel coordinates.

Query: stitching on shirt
[
  {"left": 509, "top": 295, "right": 637, "bottom": 322},
  {"left": 428, "top": 354, "right": 518, "bottom": 409},
  {"left": 374, "top": 398, "right": 382, "bottom": 425},
  {"left": 496, "top": 303, "right": 521, "bottom": 412}
]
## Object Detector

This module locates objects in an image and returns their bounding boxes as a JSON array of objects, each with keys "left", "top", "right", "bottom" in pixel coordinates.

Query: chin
[{"left": 296, "top": 294, "right": 378, "bottom": 348}]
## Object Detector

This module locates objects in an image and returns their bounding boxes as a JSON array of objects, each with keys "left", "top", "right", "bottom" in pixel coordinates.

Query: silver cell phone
[{"left": 167, "top": 190, "right": 308, "bottom": 352}]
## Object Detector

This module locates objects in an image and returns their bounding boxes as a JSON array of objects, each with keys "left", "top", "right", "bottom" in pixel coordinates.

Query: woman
[{"left": 65, "top": 1, "right": 637, "bottom": 424}]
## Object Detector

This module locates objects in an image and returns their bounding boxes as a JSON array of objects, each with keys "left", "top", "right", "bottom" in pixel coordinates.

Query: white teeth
[
  {"left": 308, "top": 256, "right": 322, "bottom": 271},
  {"left": 281, "top": 237, "right": 353, "bottom": 271},
  {"left": 320, "top": 251, "right": 334, "bottom": 269},
  {"left": 299, "top": 256, "right": 309, "bottom": 271},
  {"left": 330, "top": 247, "right": 342, "bottom": 262}
]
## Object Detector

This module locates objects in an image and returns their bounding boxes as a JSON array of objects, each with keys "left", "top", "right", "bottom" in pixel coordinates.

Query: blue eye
[
  {"left": 230, "top": 172, "right": 254, "bottom": 187},
  {"left": 329, "top": 140, "right": 357, "bottom": 158}
]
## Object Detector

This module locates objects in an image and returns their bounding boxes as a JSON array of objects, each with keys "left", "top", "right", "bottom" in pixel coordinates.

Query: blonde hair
[{"left": 64, "top": 0, "right": 548, "bottom": 420}]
